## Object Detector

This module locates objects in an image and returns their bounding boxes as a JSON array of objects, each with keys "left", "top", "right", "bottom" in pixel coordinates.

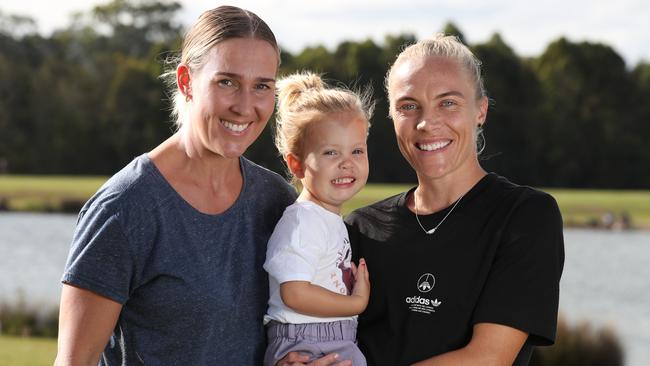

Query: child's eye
[
  {"left": 323, "top": 150, "right": 337, "bottom": 156},
  {"left": 352, "top": 148, "right": 365, "bottom": 155}
]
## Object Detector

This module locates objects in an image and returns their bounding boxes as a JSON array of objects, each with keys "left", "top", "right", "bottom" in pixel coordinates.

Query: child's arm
[{"left": 280, "top": 258, "right": 370, "bottom": 317}]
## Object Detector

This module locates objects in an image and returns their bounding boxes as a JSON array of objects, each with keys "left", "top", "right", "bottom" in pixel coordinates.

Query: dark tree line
[{"left": 1, "top": 0, "right": 649, "bottom": 188}]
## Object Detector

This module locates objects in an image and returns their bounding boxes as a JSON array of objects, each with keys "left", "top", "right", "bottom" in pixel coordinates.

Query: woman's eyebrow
[
  {"left": 435, "top": 91, "right": 465, "bottom": 99},
  {"left": 394, "top": 96, "right": 418, "bottom": 104},
  {"left": 212, "top": 71, "right": 276, "bottom": 83}
]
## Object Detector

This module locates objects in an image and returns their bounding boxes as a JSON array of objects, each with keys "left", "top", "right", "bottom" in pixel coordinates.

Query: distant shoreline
[
  {"left": 1, "top": 199, "right": 648, "bottom": 231},
  {"left": 1, "top": 176, "right": 650, "bottom": 230}
]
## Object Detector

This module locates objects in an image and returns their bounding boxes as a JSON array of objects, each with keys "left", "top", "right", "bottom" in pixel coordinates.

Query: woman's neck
[
  {"left": 148, "top": 134, "right": 243, "bottom": 214},
  {"left": 152, "top": 134, "right": 239, "bottom": 179},
  {"left": 411, "top": 166, "right": 486, "bottom": 214}
]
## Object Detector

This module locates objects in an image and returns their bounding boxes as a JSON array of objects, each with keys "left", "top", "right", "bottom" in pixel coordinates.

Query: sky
[{"left": 2, "top": 0, "right": 649, "bottom": 66}]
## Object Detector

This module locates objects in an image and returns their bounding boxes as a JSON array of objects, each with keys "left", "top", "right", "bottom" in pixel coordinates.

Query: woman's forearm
[
  {"left": 411, "top": 323, "right": 528, "bottom": 366},
  {"left": 411, "top": 346, "right": 494, "bottom": 366}
]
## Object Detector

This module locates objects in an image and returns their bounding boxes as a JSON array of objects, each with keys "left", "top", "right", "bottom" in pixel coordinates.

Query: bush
[
  {"left": 530, "top": 316, "right": 624, "bottom": 366},
  {"left": 0, "top": 297, "right": 58, "bottom": 338}
]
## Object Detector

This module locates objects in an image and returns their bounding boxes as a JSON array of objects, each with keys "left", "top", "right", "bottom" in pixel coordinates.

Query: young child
[{"left": 263, "top": 72, "right": 373, "bottom": 366}]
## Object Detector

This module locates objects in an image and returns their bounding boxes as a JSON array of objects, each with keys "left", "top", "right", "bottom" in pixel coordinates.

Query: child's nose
[{"left": 340, "top": 157, "right": 353, "bottom": 169}]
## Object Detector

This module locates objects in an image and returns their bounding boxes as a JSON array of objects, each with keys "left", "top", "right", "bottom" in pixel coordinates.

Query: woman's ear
[
  {"left": 177, "top": 64, "right": 192, "bottom": 101},
  {"left": 477, "top": 96, "right": 488, "bottom": 125},
  {"left": 286, "top": 153, "right": 304, "bottom": 179}
]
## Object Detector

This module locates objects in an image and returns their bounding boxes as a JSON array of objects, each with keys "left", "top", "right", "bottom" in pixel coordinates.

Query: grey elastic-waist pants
[{"left": 264, "top": 320, "right": 366, "bottom": 366}]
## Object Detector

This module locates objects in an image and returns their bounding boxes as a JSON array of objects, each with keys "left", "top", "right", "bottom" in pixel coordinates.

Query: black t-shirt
[{"left": 345, "top": 173, "right": 565, "bottom": 366}]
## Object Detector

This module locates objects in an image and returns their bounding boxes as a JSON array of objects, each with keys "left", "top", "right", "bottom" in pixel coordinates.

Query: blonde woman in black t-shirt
[{"left": 282, "top": 34, "right": 564, "bottom": 366}]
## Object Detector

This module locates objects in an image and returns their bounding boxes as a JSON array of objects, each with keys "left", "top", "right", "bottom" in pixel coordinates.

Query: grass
[
  {"left": 343, "top": 184, "right": 650, "bottom": 229},
  {"left": 0, "top": 175, "right": 106, "bottom": 211},
  {"left": 1, "top": 175, "right": 649, "bottom": 229},
  {"left": 545, "top": 188, "right": 650, "bottom": 229},
  {"left": 342, "top": 183, "right": 411, "bottom": 215},
  {"left": 0, "top": 335, "right": 57, "bottom": 366}
]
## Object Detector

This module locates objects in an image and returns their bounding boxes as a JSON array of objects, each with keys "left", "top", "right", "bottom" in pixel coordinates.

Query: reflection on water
[
  {"left": 0, "top": 213, "right": 648, "bottom": 365},
  {"left": 0, "top": 212, "right": 76, "bottom": 309},
  {"left": 561, "top": 229, "right": 650, "bottom": 366}
]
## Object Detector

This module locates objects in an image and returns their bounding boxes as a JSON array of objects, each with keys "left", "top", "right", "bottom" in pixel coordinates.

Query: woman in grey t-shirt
[{"left": 55, "top": 6, "right": 297, "bottom": 365}]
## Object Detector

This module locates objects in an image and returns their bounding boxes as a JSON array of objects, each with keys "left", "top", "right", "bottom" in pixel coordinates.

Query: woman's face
[
  {"left": 388, "top": 56, "right": 487, "bottom": 181},
  {"left": 188, "top": 38, "right": 278, "bottom": 159}
]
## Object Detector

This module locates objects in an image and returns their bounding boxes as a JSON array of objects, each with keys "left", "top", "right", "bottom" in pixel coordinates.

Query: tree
[
  {"left": 91, "top": 0, "right": 182, "bottom": 57},
  {"left": 98, "top": 55, "right": 173, "bottom": 172},
  {"left": 2, "top": 4, "right": 648, "bottom": 186},
  {"left": 0, "top": 11, "right": 37, "bottom": 38},
  {"left": 442, "top": 21, "right": 467, "bottom": 44},
  {"left": 472, "top": 33, "right": 546, "bottom": 185},
  {"left": 534, "top": 38, "right": 640, "bottom": 187},
  {"left": 631, "top": 62, "right": 650, "bottom": 186}
]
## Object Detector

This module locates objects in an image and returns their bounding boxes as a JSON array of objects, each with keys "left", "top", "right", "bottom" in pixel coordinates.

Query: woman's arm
[
  {"left": 411, "top": 323, "right": 528, "bottom": 366},
  {"left": 54, "top": 284, "right": 123, "bottom": 366},
  {"left": 280, "top": 259, "right": 369, "bottom": 317}
]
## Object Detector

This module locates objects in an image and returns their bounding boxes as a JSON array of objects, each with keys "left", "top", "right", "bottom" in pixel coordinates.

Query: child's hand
[{"left": 350, "top": 258, "right": 370, "bottom": 313}]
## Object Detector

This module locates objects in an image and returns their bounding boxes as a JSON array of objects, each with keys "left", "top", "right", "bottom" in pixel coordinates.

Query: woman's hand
[
  {"left": 276, "top": 352, "right": 353, "bottom": 366},
  {"left": 350, "top": 258, "right": 370, "bottom": 312}
]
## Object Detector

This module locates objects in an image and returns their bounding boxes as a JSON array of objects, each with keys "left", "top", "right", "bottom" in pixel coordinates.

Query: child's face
[{"left": 296, "top": 111, "right": 369, "bottom": 214}]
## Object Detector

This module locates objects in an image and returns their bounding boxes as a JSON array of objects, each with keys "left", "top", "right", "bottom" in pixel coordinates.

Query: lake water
[{"left": 0, "top": 212, "right": 648, "bottom": 365}]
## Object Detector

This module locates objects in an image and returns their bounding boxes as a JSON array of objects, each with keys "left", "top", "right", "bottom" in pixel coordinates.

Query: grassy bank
[
  {"left": 0, "top": 175, "right": 106, "bottom": 212},
  {"left": 1, "top": 175, "right": 649, "bottom": 229},
  {"left": 549, "top": 189, "right": 650, "bottom": 229},
  {"left": 343, "top": 184, "right": 650, "bottom": 229},
  {"left": 0, "top": 335, "right": 57, "bottom": 366}
]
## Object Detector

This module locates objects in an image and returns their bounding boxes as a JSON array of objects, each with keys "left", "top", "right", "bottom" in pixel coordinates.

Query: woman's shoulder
[
  {"left": 483, "top": 173, "right": 562, "bottom": 231},
  {"left": 241, "top": 157, "right": 296, "bottom": 198},
  {"left": 80, "top": 154, "right": 173, "bottom": 221},
  {"left": 486, "top": 173, "right": 558, "bottom": 210}
]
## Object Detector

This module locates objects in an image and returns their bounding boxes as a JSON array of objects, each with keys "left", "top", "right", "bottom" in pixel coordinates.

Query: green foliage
[
  {"left": 0, "top": 295, "right": 58, "bottom": 338},
  {"left": 92, "top": 0, "right": 182, "bottom": 56},
  {"left": 530, "top": 317, "right": 624, "bottom": 366},
  {"left": 532, "top": 38, "right": 645, "bottom": 188},
  {"left": 441, "top": 21, "right": 467, "bottom": 44},
  {"left": 1, "top": 1, "right": 649, "bottom": 188},
  {"left": 0, "top": 11, "right": 37, "bottom": 37}
]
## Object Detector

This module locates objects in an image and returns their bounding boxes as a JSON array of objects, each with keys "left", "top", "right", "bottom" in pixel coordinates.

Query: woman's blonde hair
[
  {"left": 386, "top": 33, "right": 486, "bottom": 102},
  {"left": 274, "top": 71, "right": 374, "bottom": 182},
  {"left": 160, "top": 5, "right": 279, "bottom": 156}
]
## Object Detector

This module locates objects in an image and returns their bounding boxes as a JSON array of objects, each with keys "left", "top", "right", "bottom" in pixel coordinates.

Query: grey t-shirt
[{"left": 62, "top": 154, "right": 296, "bottom": 365}]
